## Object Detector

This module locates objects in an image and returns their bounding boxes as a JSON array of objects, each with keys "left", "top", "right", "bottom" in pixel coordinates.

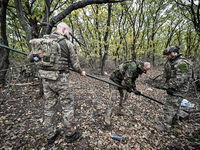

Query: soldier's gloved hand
[
  {"left": 133, "top": 89, "right": 141, "bottom": 95},
  {"left": 126, "top": 88, "right": 132, "bottom": 93},
  {"left": 167, "top": 88, "right": 176, "bottom": 95}
]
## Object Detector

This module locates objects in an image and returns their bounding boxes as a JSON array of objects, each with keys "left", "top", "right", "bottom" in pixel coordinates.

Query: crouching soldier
[{"left": 105, "top": 61, "right": 151, "bottom": 125}]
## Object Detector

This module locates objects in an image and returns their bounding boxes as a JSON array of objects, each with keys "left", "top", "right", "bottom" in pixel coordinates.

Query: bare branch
[{"left": 46, "top": 0, "right": 126, "bottom": 33}]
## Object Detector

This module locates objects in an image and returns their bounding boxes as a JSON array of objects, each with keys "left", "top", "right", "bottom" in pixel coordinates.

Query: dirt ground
[{"left": 0, "top": 66, "right": 200, "bottom": 150}]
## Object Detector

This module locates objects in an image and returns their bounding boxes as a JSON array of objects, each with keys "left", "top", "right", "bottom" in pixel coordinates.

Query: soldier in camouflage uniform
[
  {"left": 28, "top": 22, "right": 86, "bottom": 144},
  {"left": 105, "top": 61, "right": 151, "bottom": 125},
  {"left": 155, "top": 46, "right": 193, "bottom": 132}
]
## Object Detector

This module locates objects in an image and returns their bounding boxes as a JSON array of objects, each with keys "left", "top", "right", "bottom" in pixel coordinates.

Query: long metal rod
[
  {"left": 69, "top": 68, "right": 168, "bottom": 106},
  {"left": 0, "top": 44, "right": 28, "bottom": 55},
  {"left": 70, "top": 68, "right": 124, "bottom": 89},
  {"left": 0, "top": 44, "right": 192, "bottom": 114}
]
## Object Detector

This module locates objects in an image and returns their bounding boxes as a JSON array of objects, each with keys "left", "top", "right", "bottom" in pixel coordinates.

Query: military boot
[
  {"left": 172, "top": 115, "right": 182, "bottom": 126},
  {"left": 172, "top": 119, "right": 182, "bottom": 126},
  {"left": 65, "top": 131, "right": 82, "bottom": 143},
  {"left": 47, "top": 130, "right": 61, "bottom": 144},
  {"left": 116, "top": 105, "right": 125, "bottom": 116}
]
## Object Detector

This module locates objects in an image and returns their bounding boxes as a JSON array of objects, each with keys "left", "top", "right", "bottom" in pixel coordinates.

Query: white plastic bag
[{"left": 181, "top": 99, "right": 195, "bottom": 108}]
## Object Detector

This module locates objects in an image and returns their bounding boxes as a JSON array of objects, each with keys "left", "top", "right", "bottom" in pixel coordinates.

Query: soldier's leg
[
  {"left": 163, "top": 95, "right": 180, "bottom": 130},
  {"left": 155, "top": 95, "right": 178, "bottom": 132},
  {"left": 119, "top": 89, "right": 129, "bottom": 106},
  {"left": 43, "top": 79, "right": 58, "bottom": 139},
  {"left": 105, "top": 84, "right": 118, "bottom": 125},
  {"left": 117, "top": 88, "right": 129, "bottom": 115},
  {"left": 172, "top": 96, "right": 183, "bottom": 125},
  {"left": 58, "top": 73, "right": 76, "bottom": 136}
]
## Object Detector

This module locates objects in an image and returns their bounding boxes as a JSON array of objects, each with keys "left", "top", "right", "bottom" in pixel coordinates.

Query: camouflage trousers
[
  {"left": 106, "top": 81, "right": 129, "bottom": 116},
  {"left": 162, "top": 94, "right": 184, "bottom": 129},
  {"left": 42, "top": 73, "right": 76, "bottom": 139}
]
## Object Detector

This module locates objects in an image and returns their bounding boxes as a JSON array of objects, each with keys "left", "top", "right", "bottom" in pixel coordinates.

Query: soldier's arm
[
  {"left": 68, "top": 43, "right": 82, "bottom": 73},
  {"left": 163, "top": 61, "right": 171, "bottom": 80}
]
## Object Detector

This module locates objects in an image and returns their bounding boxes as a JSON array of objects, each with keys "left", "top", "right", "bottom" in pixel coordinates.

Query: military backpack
[{"left": 29, "top": 35, "right": 65, "bottom": 70}]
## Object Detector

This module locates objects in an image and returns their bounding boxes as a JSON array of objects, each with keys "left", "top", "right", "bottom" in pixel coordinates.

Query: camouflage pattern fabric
[
  {"left": 29, "top": 31, "right": 83, "bottom": 139},
  {"left": 168, "top": 54, "right": 193, "bottom": 95},
  {"left": 106, "top": 82, "right": 129, "bottom": 117},
  {"left": 162, "top": 60, "right": 171, "bottom": 88},
  {"left": 38, "top": 70, "right": 59, "bottom": 80},
  {"left": 162, "top": 94, "right": 183, "bottom": 129},
  {"left": 43, "top": 73, "right": 76, "bottom": 138},
  {"left": 162, "top": 54, "right": 193, "bottom": 129},
  {"left": 53, "top": 31, "right": 82, "bottom": 73},
  {"left": 28, "top": 31, "right": 82, "bottom": 73},
  {"left": 163, "top": 60, "right": 171, "bottom": 79},
  {"left": 29, "top": 34, "right": 70, "bottom": 71},
  {"left": 105, "top": 61, "right": 143, "bottom": 121},
  {"left": 110, "top": 61, "right": 144, "bottom": 91}
]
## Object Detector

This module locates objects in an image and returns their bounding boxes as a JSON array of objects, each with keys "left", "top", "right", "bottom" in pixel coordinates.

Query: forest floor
[{"left": 0, "top": 66, "right": 200, "bottom": 150}]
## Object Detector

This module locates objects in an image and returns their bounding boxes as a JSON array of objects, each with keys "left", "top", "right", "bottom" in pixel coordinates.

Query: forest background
[
  {"left": 0, "top": 0, "right": 200, "bottom": 149},
  {"left": 0, "top": 0, "right": 200, "bottom": 84}
]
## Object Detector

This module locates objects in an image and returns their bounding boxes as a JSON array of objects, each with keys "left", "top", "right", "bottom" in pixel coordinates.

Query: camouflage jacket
[
  {"left": 163, "top": 60, "right": 171, "bottom": 80},
  {"left": 51, "top": 31, "right": 82, "bottom": 73},
  {"left": 167, "top": 54, "right": 193, "bottom": 95},
  {"left": 28, "top": 32, "right": 82, "bottom": 74},
  {"left": 110, "top": 61, "right": 144, "bottom": 90}
]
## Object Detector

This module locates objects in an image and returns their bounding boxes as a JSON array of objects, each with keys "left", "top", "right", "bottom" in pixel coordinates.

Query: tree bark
[
  {"left": 0, "top": 0, "right": 9, "bottom": 86},
  {"left": 14, "top": 0, "right": 32, "bottom": 50},
  {"left": 46, "top": 0, "right": 126, "bottom": 34},
  {"left": 101, "top": 3, "right": 112, "bottom": 75}
]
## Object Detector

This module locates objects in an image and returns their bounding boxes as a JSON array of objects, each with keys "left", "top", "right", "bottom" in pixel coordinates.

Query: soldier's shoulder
[
  {"left": 175, "top": 58, "right": 191, "bottom": 73},
  {"left": 176, "top": 57, "right": 192, "bottom": 66},
  {"left": 125, "top": 62, "right": 140, "bottom": 71},
  {"left": 59, "top": 38, "right": 74, "bottom": 48}
]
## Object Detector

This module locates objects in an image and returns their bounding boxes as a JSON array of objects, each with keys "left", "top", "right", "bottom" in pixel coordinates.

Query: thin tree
[{"left": 0, "top": 0, "right": 9, "bottom": 86}]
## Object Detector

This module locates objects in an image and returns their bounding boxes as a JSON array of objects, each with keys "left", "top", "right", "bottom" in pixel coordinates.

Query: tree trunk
[
  {"left": 46, "top": 0, "right": 125, "bottom": 34},
  {"left": 101, "top": 3, "right": 112, "bottom": 75},
  {"left": 14, "top": 0, "right": 32, "bottom": 49},
  {"left": 0, "top": 0, "right": 9, "bottom": 86}
]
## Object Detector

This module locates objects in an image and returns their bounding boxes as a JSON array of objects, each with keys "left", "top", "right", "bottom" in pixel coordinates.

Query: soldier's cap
[{"left": 163, "top": 45, "right": 180, "bottom": 55}]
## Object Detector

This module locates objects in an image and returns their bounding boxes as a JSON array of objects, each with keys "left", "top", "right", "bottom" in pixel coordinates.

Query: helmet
[{"left": 163, "top": 45, "right": 180, "bottom": 55}]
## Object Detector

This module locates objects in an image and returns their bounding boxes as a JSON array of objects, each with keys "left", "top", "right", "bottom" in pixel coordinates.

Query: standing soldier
[
  {"left": 105, "top": 61, "right": 151, "bottom": 125},
  {"left": 155, "top": 46, "right": 193, "bottom": 132},
  {"left": 28, "top": 22, "right": 86, "bottom": 144}
]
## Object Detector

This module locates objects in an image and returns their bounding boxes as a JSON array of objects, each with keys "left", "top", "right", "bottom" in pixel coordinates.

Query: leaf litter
[{"left": 0, "top": 66, "right": 199, "bottom": 149}]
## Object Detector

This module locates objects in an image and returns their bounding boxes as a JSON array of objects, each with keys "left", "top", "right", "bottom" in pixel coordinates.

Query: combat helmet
[{"left": 163, "top": 45, "right": 180, "bottom": 55}]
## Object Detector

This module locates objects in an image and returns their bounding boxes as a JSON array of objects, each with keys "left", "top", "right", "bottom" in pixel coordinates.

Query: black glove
[
  {"left": 126, "top": 88, "right": 132, "bottom": 93},
  {"left": 167, "top": 88, "right": 176, "bottom": 95},
  {"left": 133, "top": 89, "right": 141, "bottom": 95}
]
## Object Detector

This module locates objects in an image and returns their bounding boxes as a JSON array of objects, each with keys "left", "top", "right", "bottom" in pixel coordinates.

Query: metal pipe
[
  {"left": 0, "top": 44, "right": 28, "bottom": 55},
  {"left": 2, "top": 44, "right": 188, "bottom": 113}
]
